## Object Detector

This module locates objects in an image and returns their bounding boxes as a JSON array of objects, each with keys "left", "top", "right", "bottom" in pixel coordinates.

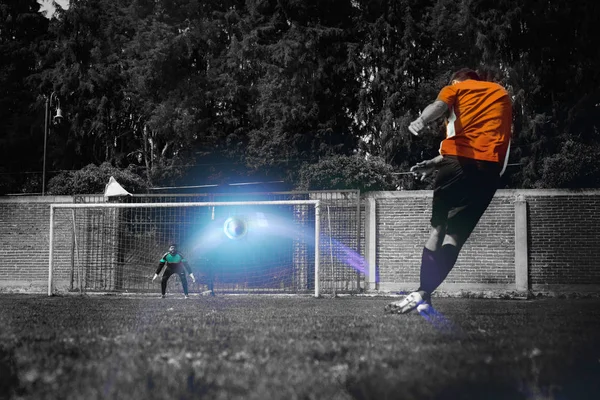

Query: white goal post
[{"left": 48, "top": 200, "right": 322, "bottom": 297}]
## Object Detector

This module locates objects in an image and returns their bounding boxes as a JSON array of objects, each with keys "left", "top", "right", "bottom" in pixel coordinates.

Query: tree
[
  {"left": 240, "top": 0, "right": 362, "bottom": 182},
  {"left": 350, "top": 0, "right": 447, "bottom": 175},
  {"left": 501, "top": 0, "right": 600, "bottom": 188},
  {"left": 4, "top": 0, "right": 600, "bottom": 194},
  {"left": 0, "top": 0, "right": 52, "bottom": 194},
  {"left": 26, "top": 0, "right": 243, "bottom": 188},
  {"left": 46, "top": 162, "right": 147, "bottom": 195},
  {"left": 296, "top": 154, "right": 398, "bottom": 192}
]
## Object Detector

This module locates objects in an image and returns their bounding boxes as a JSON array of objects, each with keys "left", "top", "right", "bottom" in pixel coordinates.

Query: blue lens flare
[
  {"left": 189, "top": 210, "right": 377, "bottom": 283},
  {"left": 188, "top": 210, "right": 300, "bottom": 273},
  {"left": 418, "top": 306, "right": 464, "bottom": 336},
  {"left": 321, "top": 236, "right": 372, "bottom": 277}
]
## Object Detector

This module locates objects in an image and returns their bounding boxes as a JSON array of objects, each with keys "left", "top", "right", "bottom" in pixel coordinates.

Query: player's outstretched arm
[
  {"left": 410, "top": 155, "right": 444, "bottom": 181},
  {"left": 183, "top": 261, "right": 195, "bottom": 283},
  {"left": 409, "top": 100, "right": 448, "bottom": 136},
  {"left": 154, "top": 260, "right": 166, "bottom": 280}
]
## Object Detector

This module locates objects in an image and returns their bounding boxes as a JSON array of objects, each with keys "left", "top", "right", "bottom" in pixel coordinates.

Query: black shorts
[
  {"left": 163, "top": 264, "right": 188, "bottom": 280},
  {"left": 430, "top": 155, "right": 501, "bottom": 239}
]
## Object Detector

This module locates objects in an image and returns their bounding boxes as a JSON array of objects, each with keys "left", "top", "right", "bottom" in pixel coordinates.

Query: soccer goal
[{"left": 48, "top": 200, "right": 324, "bottom": 296}]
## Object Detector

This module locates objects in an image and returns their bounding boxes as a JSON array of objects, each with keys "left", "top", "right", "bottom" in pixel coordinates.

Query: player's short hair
[
  {"left": 450, "top": 68, "right": 481, "bottom": 83},
  {"left": 170, "top": 243, "right": 177, "bottom": 248}
]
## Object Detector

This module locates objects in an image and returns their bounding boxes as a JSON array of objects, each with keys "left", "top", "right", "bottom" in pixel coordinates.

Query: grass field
[{"left": 1, "top": 294, "right": 599, "bottom": 400}]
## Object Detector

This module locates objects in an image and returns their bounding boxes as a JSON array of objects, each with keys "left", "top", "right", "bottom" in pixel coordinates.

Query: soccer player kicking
[
  {"left": 385, "top": 68, "right": 512, "bottom": 315},
  {"left": 153, "top": 244, "right": 196, "bottom": 299}
]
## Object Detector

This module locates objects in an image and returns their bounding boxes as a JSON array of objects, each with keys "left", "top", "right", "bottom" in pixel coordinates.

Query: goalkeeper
[{"left": 153, "top": 244, "right": 196, "bottom": 298}]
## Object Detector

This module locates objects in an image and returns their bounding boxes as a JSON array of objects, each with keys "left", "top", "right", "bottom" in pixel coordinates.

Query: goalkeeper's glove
[
  {"left": 152, "top": 273, "right": 158, "bottom": 282},
  {"left": 189, "top": 273, "right": 196, "bottom": 283}
]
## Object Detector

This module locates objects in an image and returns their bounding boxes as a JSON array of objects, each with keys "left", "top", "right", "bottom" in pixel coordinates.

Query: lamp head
[{"left": 53, "top": 108, "right": 63, "bottom": 125}]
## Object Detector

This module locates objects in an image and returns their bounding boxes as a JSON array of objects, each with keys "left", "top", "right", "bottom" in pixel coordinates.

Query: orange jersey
[{"left": 436, "top": 79, "right": 512, "bottom": 163}]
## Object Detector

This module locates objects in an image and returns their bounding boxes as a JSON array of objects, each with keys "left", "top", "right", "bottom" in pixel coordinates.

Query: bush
[
  {"left": 46, "top": 162, "right": 148, "bottom": 195},
  {"left": 296, "top": 154, "right": 398, "bottom": 192},
  {"left": 539, "top": 140, "right": 600, "bottom": 188}
]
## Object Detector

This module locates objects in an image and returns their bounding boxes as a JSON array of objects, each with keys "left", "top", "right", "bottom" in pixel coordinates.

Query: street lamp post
[{"left": 42, "top": 92, "right": 63, "bottom": 196}]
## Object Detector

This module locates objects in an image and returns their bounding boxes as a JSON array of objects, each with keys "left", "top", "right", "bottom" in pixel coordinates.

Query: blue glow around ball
[{"left": 224, "top": 217, "right": 247, "bottom": 239}]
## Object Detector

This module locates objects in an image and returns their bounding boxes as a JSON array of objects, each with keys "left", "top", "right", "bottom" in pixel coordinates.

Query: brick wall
[
  {"left": 366, "top": 190, "right": 515, "bottom": 292},
  {"left": 0, "top": 196, "right": 74, "bottom": 292},
  {"left": 1, "top": 190, "right": 600, "bottom": 295},
  {"left": 364, "top": 189, "right": 600, "bottom": 294},
  {"left": 526, "top": 192, "right": 600, "bottom": 289}
]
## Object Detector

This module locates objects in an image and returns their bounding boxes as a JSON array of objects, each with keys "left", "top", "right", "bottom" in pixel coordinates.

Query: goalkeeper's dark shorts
[
  {"left": 163, "top": 263, "right": 189, "bottom": 278},
  {"left": 430, "top": 155, "right": 501, "bottom": 240}
]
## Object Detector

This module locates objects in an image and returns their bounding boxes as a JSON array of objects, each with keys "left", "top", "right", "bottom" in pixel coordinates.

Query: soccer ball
[{"left": 224, "top": 216, "right": 247, "bottom": 239}]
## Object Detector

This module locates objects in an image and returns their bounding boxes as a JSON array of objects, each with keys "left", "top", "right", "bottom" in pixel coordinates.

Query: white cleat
[{"left": 384, "top": 292, "right": 425, "bottom": 314}]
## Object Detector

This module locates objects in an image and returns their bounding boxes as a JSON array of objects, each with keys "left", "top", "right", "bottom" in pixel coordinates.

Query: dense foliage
[
  {"left": 297, "top": 154, "right": 398, "bottom": 192},
  {"left": 46, "top": 162, "right": 148, "bottom": 194},
  {"left": 1, "top": 0, "right": 600, "bottom": 194}
]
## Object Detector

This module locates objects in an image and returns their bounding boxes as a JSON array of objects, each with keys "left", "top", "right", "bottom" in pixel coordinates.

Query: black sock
[
  {"left": 433, "top": 244, "right": 460, "bottom": 291},
  {"left": 161, "top": 280, "right": 167, "bottom": 295},
  {"left": 181, "top": 275, "right": 189, "bottom": 296},
  {"left": 418, "top": 247, "right": 439, "bottom": 296},
  {"left": 439, "top": 244, "right": 460, "bottom": 272},
  {"left": 419, "top": 244, "right": 461, "bottom": 295}
]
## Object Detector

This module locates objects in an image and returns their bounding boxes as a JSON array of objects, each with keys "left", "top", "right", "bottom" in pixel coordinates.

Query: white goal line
[{"left": 48, "top": 200, "right": 322, "bottom": 297}]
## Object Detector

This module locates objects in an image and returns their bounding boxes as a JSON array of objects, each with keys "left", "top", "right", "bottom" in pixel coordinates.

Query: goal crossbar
[{"left": 48, "top": 200, "right": 321, "bottom": 297}]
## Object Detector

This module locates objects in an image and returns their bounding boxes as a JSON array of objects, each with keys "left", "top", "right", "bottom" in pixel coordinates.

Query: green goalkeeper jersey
[
  {"left": 156, "top": 252, "right": 190, "bottom": 274},
  {"left": 160, "top": 253, "right": 186, "bottom": 264}
]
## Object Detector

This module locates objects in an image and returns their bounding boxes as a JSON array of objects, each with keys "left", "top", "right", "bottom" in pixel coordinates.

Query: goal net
[{"left": 48, "top": 201, "right": 324, "bottom": 296}]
